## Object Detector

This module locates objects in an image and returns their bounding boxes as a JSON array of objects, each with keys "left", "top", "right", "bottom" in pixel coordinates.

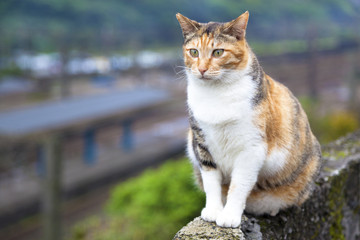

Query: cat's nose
[{"left": 198, "top": 68, "right": 208, "bottom": 76}]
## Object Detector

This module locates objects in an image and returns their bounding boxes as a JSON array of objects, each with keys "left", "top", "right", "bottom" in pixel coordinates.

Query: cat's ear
[
  {"left": 176, "top": 13, "right": 201, "bottom": 39},
  {"left": 223, "top": 11, "right": 249, "bottom": 40}
]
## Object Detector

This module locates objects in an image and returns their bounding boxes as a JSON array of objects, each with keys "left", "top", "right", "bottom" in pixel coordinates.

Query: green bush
[
  {"left": 325, "top": 111, "right": 359, "bottom": 142},
  {"left": 299, "top": 97, "right": 359, "bottom": 144},
  {"left": 0, "top": 65, "right": 24, "bottom": 78},
  {"left": 70, "top": 158, "right": 204, "bottom": 240}
]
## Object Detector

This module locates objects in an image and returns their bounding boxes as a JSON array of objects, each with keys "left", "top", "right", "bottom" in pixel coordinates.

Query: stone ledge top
[{"left": 173, "top": 216, "right": 245, "bottom": 240}]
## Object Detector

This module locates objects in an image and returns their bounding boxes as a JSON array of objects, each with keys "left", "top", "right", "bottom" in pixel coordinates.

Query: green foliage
[
  {"left": 71, "top": 216, "right": 102, "bottom": 240},
  {"left": 0, "top": 65, "right": 24, "bottom": 79},
  {"left": 326, "top": 112, "right": 359, "bottom": 142},
  {"left": 70, "top": 158, "right": 204, "bottom": 240},
  {"left": 252, "top": 40, "right": 307, "bottom": 56},
  {"left": 251, "top": 35, "right": 346, "bottom": 57},
  {"left": 0, "top": 0, "right": 359, "bottom": 54},
  {"left": 299, "top": 97, "right": 359, "bottom": 144}
]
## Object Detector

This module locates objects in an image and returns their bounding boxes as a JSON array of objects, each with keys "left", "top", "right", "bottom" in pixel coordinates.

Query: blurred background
[{"left": 0, "top": 0, "right": 359, "bottom": 239}]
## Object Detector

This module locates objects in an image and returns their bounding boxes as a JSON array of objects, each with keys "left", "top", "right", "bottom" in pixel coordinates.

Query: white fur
[
  {"left": 187, "top": 133, "right": 200, "bottom": 169},
  {"left": 216, "top": 144, "right": 266, "bottom": 227},
  {"left": 200, "top": 170, "right": 224, "bottom": 222},
  {"left": 187, "top": 54, "right": 269, "bottom": 227},
  {"left": 187, "top": 63, "right": 255, "bottom": 125},
  {"left": 245, "top": 192, "right": 288, "bottom": 216},
  {"left": 260, "top": 147, "right": 289, "bottom": 177}
]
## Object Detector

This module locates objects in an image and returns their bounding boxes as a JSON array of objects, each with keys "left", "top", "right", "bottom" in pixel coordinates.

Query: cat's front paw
[
  {"left": 201, "top": 206, "right": 223, "bottom": 222},
  {"left": 216, "top": 210, "right": 241, "bottom": 228}
]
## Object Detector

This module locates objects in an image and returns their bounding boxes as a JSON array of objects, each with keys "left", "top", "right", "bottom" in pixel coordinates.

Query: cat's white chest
[
  {"left": 187, "top": 75, "right": 255, "bottom": 124},
  {"left": 187, "top": 76, "right": 260, "bottom": 178}
]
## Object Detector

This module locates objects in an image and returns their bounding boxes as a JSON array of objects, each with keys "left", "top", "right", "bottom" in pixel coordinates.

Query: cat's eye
[
  {"left": 213, "top": 49, "right": 224, "bottom": 58},
  {"left": 189, "top": 49, "right": 199, "bottom": 57}
]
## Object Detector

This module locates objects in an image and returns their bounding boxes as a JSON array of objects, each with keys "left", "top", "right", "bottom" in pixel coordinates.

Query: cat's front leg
[
  {"left": 216, "top": 145, "right": 266, "bottom": 228},
  {"left": 200, "top": 168, "right": 224, "bottom": 222}
]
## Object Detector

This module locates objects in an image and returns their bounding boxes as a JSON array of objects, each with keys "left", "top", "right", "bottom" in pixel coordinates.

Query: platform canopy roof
[{"left": 0, "top": 88, "right": 170, "bottom": 138}]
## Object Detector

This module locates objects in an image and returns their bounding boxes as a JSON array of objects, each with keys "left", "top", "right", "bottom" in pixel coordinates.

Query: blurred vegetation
[
  {"left": 0, "top": 0, "right": 359, "bottom": 55},
  {"left": 0, "top": 65, "right": 25, "bottom": 79},
  {"left": 300, "top": 97, "right": 359, "bottom": 144},
  {"left": 70, "top": 159, "right": 204, "bottom": 240}
]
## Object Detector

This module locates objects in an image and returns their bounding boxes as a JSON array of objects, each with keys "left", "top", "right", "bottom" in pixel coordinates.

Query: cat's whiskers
[
  {"left": 174, "top": 65, "right": 191, "bottom": 82},
  {"left": 174, "top": 65, "right": 191, "bottom": 74}
]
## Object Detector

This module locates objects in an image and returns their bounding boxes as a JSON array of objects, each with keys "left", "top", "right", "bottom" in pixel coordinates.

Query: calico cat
[{"left": 176, "top": 11, "right": 322, "bottom": 228}]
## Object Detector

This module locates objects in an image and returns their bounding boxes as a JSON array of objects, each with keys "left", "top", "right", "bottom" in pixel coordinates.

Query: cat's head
[{"left": 176, "top": 12, "right": 250, "bottom": 82}]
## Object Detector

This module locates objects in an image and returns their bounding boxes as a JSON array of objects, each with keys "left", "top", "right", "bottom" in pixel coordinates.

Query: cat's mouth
[{"left": 199, "top": 75, "right": 213, "bottom": 81}]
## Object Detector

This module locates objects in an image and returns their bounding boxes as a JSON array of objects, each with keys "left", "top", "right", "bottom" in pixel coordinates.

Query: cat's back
[
  {"left": 253, "top": 74, "right": 319, "bottom": 155},
  {"left": 247, "top": 74, "right": 322, "bottom": 214}
]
